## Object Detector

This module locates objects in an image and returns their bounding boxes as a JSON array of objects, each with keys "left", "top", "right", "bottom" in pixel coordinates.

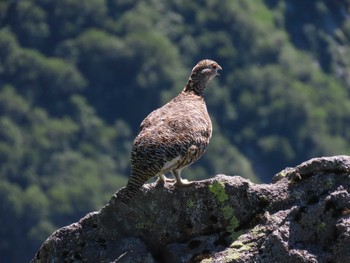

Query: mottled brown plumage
[{"left": 119, "top": 59, "right": 222, "bottom": 203}]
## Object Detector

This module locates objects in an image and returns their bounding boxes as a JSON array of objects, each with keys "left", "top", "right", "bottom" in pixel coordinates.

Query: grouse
[{"left": 119, "top": 59, "right": 222, "bottom": 203}]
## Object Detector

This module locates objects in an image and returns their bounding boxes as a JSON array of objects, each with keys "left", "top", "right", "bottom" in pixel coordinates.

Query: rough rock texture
[{"left": 32, "top": 156, "right": 350, "bottom": 263}]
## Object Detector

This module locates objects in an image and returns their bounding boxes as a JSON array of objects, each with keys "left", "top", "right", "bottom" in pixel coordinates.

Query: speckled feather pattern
[{"left": 119, "top": 59, "right": 221, "bottom": 203}]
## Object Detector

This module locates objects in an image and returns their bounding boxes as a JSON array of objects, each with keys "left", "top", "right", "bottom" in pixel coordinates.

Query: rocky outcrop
[{"left": 32, "top": 156, "right": 350, "bottom": 263}]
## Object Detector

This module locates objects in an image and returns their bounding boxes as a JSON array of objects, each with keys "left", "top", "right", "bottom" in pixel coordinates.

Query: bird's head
[
  {"left": 184, "top": 59, "right": 222, "bottom": 95},
  {"left": 192, "top": 59, "right": 222, "bottom": 80}
]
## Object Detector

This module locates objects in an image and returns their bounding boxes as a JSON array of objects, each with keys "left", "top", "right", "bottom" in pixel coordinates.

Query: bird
[{"left": 118, "top": 59, "right": 222, "bottom": 203}]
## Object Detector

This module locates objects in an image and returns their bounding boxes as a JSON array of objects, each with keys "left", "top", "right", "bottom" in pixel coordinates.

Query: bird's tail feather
[{"left": 117, "top": 174, "right": 147, "bottom": 204}]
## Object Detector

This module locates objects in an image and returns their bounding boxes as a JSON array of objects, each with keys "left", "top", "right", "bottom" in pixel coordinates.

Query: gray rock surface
[{"left": 32, "top": 156, "right": 350, "bottom": 263}]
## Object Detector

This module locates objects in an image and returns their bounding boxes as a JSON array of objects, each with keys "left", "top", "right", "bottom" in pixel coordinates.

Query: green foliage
[
  {"left": 0, "top": 87, "right": 129, "bottom": 260},
  {"left": 1, "top": 0, "right": 350, "bottom": 261},
  {"left": 7, "top": 0, "right": 49, "bottom": 49},
  {"left": 0, "top": 29, "right": 87, "bottom": 114}
]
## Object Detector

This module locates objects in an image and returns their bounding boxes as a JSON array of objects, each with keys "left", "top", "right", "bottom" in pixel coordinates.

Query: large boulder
[{"left": 32, "top": 156, "right": 350, "bottom": 262}]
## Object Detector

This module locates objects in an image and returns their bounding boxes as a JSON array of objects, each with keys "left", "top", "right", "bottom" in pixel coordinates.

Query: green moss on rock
[{"left": 209, "top": 181, "right": 229, "bottom": 202}]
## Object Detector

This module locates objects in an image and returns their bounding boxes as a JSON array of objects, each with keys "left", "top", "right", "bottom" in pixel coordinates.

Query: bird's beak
[{"left": 216, "top": 65, "right": 222, "bottom": 76}]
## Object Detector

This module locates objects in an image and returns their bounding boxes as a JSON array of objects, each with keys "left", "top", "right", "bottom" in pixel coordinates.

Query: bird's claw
[
  {"left": 156, "top": 175, "right": 175, "bottom": 185},
  {"left": 175, "top": 178, "right": 193, "bottom": 187}
]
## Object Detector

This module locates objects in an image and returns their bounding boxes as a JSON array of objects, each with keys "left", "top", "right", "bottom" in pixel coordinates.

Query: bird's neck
[{"left": 183, "top": 76, "right": 206, "bottom": 96}]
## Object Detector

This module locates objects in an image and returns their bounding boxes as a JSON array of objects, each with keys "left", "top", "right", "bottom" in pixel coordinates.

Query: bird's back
[{"left": 131, "top": 91, "right": 212, "bottom": 177}]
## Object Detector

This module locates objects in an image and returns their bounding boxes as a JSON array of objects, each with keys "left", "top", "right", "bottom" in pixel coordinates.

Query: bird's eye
[
  {"left": 201, "top": 68, "right": 211, "bottom": 74},
  {"left": 212, "top": 64, "right": 217, "bottom": 69}
]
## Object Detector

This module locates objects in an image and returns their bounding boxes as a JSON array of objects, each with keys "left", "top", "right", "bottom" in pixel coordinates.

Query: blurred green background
[{"left": 1, "top": 0, "right": 350, "bottom": 261}]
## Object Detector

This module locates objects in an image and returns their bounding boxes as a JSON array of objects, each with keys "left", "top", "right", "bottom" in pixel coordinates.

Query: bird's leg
[
  {"left": 172, "top": 170, "right": 193, "bottom": 186},
  {"left": 156, "top": 174, "right": 175, "bottom": 185}
]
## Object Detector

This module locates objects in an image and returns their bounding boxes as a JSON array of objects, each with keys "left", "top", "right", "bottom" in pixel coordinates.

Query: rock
[{"left": 31, "top": 156, "right": 350, "bottom": 263}]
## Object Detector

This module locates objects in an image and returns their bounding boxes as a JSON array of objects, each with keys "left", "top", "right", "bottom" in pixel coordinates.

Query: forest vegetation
[{"left": 1, "top": 0, "right": 350, "bottom": 261}]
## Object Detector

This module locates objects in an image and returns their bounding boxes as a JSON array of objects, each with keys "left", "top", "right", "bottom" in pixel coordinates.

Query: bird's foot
[
  {"left": 172, "top": 170, "right": 193, "bottom": 186},
  {"left": 156, "top": 174, "right": 175, "bottom": 186},
  {"left": 175, "top": 178, "right": 193, "bottom": 187}
]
